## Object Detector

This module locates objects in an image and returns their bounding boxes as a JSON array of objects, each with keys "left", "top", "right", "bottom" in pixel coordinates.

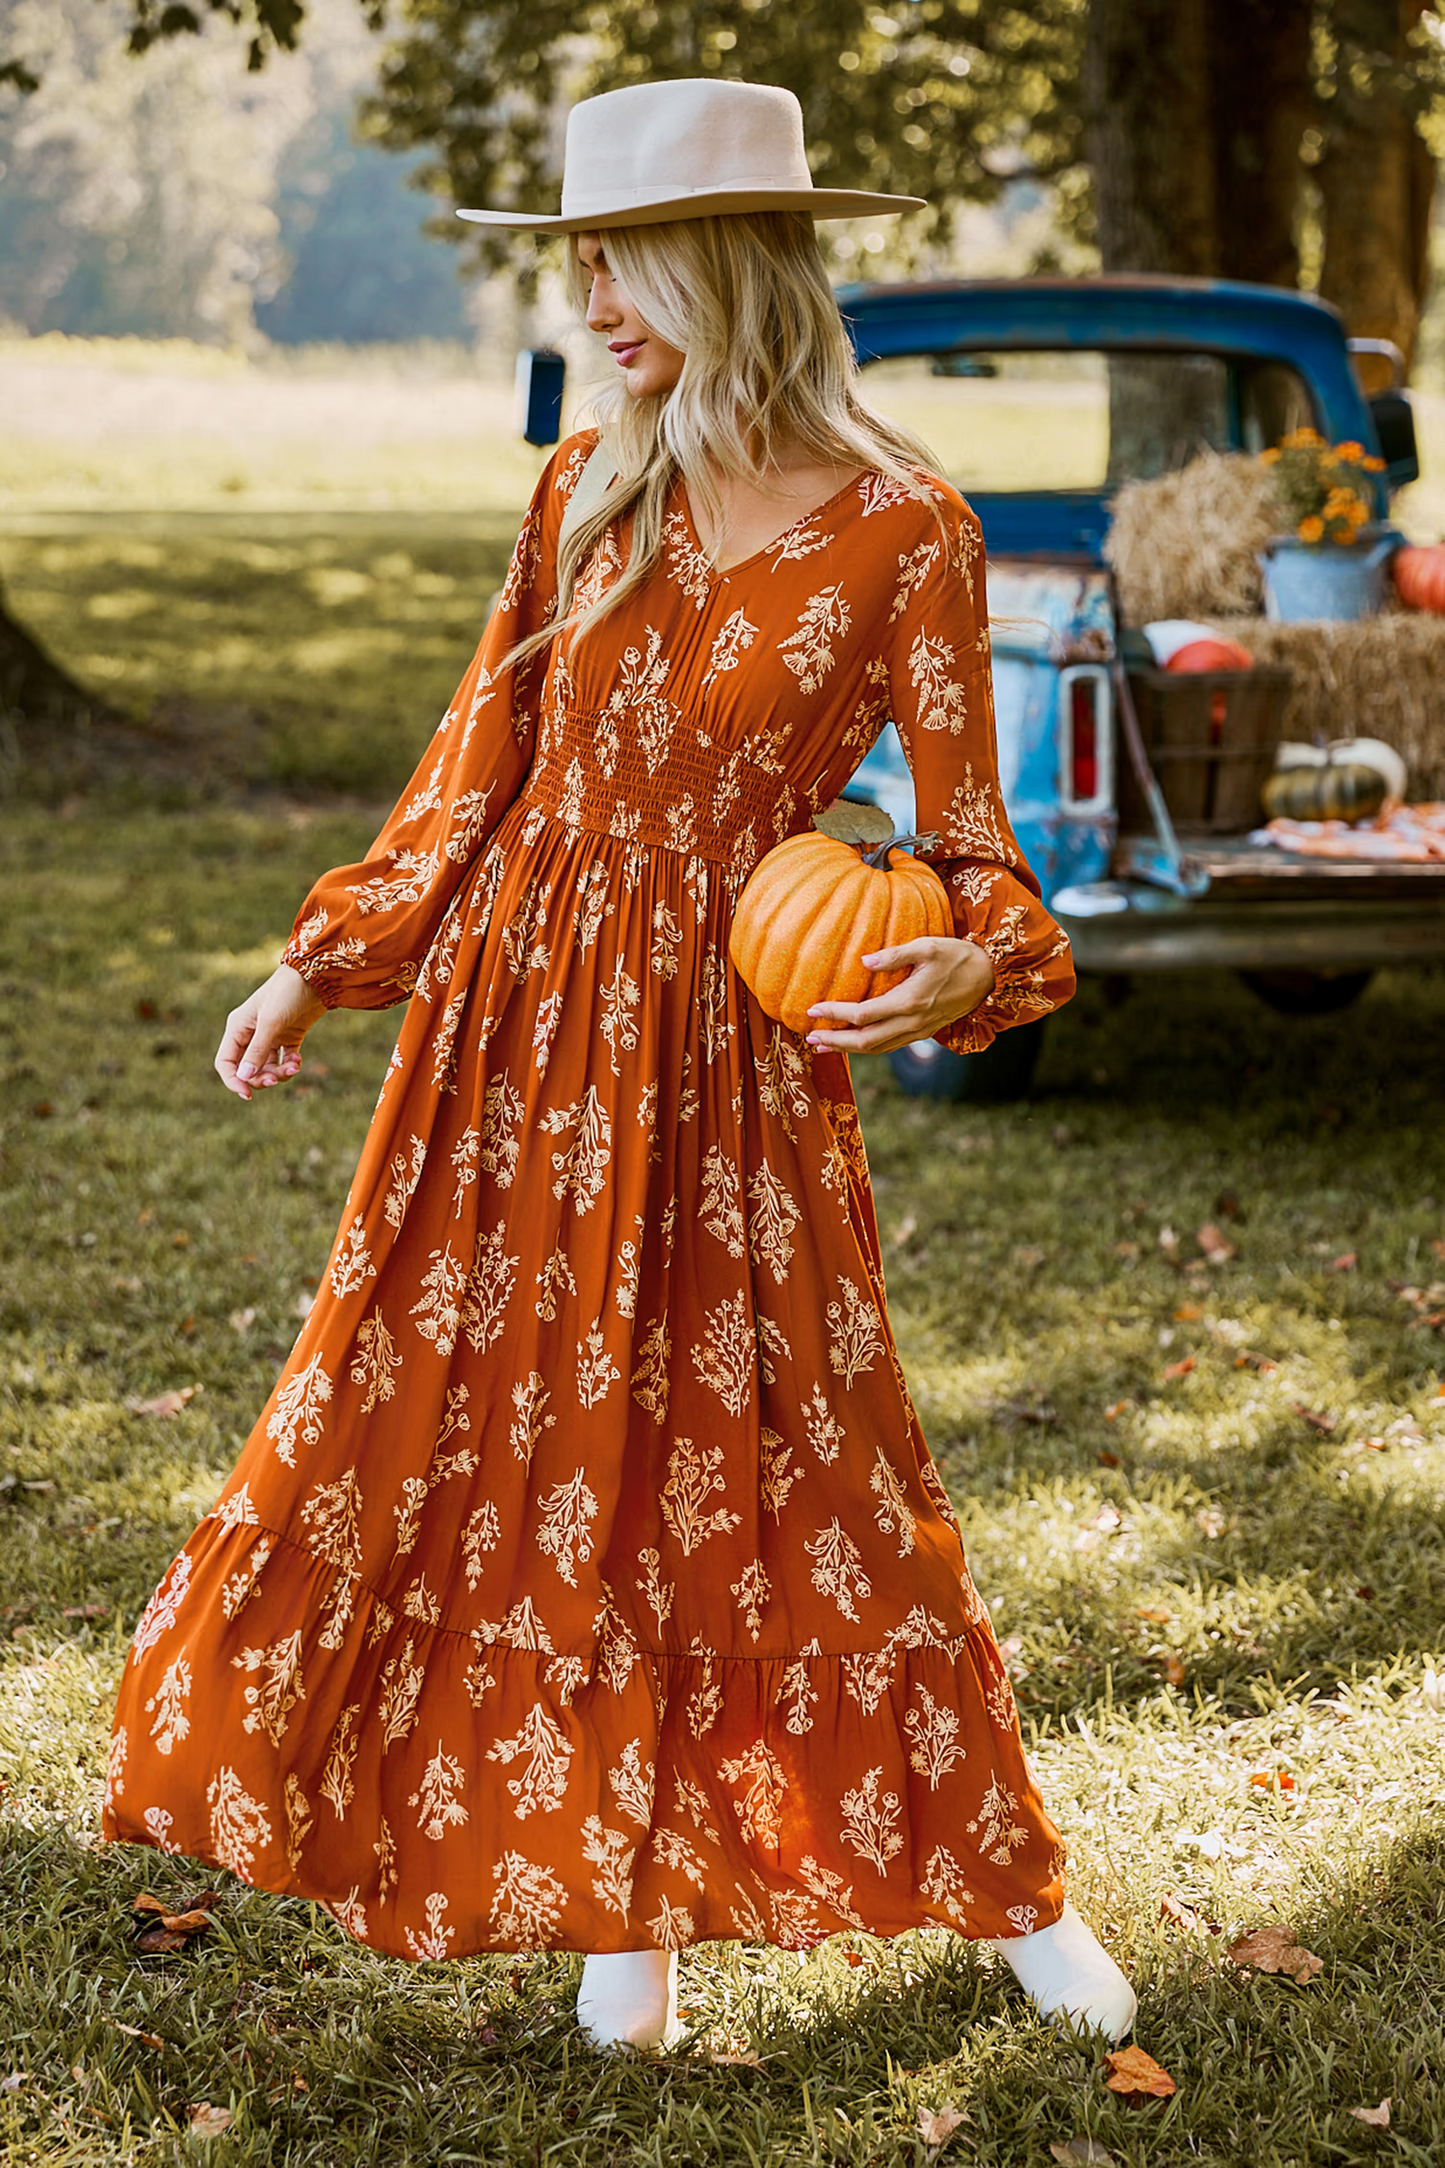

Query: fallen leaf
[
  {"left": 1112, "top": 1241, "right": 1140, "bottom": 1262},
  {"left": 1327, "top": 1252, "right": 1358, "bottom": 1273},
  {"left": 1249, "top": 1767, "right": 1297, "bottom": 1793},
  {"left": 126, "top": 1387, "right": 198, "bottom": 1419},
  {"left": 1233, "top": 1348, "right": 1278, "bottom": 1374},
  {"left": 1136, "top": 1605, "right": 1173, "bottom": 1624},
  {"left": 1, "top": 2074, "right": 23, "bottom": 2093},
  {"left": 1097, "top": 1447, "right": 1122, "bottom": 1466},
  {"left": 1050, "top": 2141, "right": 1116, "bottom": 2166},
  {"left": 228, "top": 1308, "right": 257, "bottom": 1334},
  {"left": 188, "top": 2104, "right": 233, "bottom": 2139},
  {"left": 1226, "top": 1925, "right": 1322, "bottom": 1984},
  {"left": 1102, "top": 2046, "right": 1177, "bottom": 2100},
  {"left": 1197, "top": 1506, "right": 1228, "bottom": 1537},
  {"left": 710, "top": 2047, "right": 763, "bottom": 2066},
  {"left": 1157, "top": 1226, "right": 1179, "bottom": 1256},
  {"left": 61, "top": 1603, "right": 110, "bottom": 1621},
  {"left": 170, "top": 1230, "right": 190, "bottom": 1249},
  {"left": 844, "top": 1949, "right": 865, "bottom": 1967},
  {"left": 918, "top": 2102, "right": 968, "bottom": 2147},
  {"left": 1197, "top": 1223, "right": 1236, "bottom": 1265},
  {"left": 1292, "top": 1404, "right": 1336, "bottom": 1434},
  {"left": 1013, "top": 1246, "right": 1047, "bottom": 1269},
  {"left": 1173, "top": 1303, "right": 1203, "bottom": 1321},
  {"left": 1348, "top": 2100, "right": 1391, "bottom": 2130},
  {"left": 1163, "top": 1655, "right": 1186, "bottom": 1687},
  {"left": 1162, "top": 1356, "right": 1196, "bottom": 1381},
  {"left": 134, "top": 1927, "right": 188, "bottom": 1954},
  {"left": 1158, "top": 1890, "right": 1219, "bottom": 1935},
  {"left": 1089, "top": 1503, "right": 1123, "bottom": 1533},
  {"left": 108, "top": 2019, "right": 166, "bottom": 2050},
  {"left": 1214, "top": 1191, "right": 1245, "bottom": 1221}
]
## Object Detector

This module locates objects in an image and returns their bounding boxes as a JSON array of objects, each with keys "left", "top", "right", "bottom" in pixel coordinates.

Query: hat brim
[{"left": 456, "top": 186, "right": 926, "bottom": 234}]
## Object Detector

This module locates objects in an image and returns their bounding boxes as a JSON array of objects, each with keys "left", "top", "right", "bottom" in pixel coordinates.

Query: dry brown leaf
[
  {"left": 1050, "top": 2141, "right": 1116, "bottom": 2166},
  {"left": 1197, "top": 1223, "right": 1237, "bottom": 1265},
  {"left": 1158, "top": 1890, "right": 1219, "bottom": 1936},
  {"left": 187, "top": 2104, "right": 233, "bottom": 2139},
  {"left": 1328, "top": 1252, "right": 1358, "bottom": 1273},
  {"left": 1226, "top": 1925, "right": 1323, "bottom": 1984},
  {"left": 1102, "top": 2046, "right": 1178, "bottom": 2100},
  {"left": 126, "top": 1387, "right": 198, "bottom": 1420},
  {"left": 918, "top": 2102, "right": 968, "bottom": 2147},
  {"left": 1163, "top": 1655, "right": 1186, "bottom": 1688},
  {"left": 1162, "top": 1356, "right": 1196, "bottom": 1382},
  {"left": 1136, "top": 1605, "right": 1173, "bottom": 1624},
  {"left": 709, "top": 2047, "right": 763, "bottom": 2066},
  {"left": 1292, "top": 1404, "right": 1336, "bottom": 1434},
  {"left": 134, "top": 1927, "right": 188, "bottom": 1954},
  {"left": 108, "top": 2019, "right": 166, "bottom": 2050},
  {"left": 1348, "top": 2100, "right": 1391, "bottom": 2130}
]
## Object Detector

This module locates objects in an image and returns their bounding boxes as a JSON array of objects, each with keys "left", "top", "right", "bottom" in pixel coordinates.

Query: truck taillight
[{"left": 1070, "top": 679, "right": 1098, "bottom": 801}]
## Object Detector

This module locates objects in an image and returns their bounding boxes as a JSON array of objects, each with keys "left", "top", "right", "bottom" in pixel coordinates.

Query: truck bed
[{"left": 1114, "top": 831, "right": 1445, "bottom": 901}]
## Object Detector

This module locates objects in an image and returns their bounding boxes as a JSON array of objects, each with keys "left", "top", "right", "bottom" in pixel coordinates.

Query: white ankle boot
[
  {"left": 989, "top": 1901, "right": 1138, "bottom": 2041},
  {"left": 576, "top": 1949, "right": 680, "bottom": 2050}
]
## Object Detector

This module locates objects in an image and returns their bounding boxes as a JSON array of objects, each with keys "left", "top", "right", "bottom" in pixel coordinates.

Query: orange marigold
[{"left": 1298, "top": 514, "right": 1326, "bottom": 543}]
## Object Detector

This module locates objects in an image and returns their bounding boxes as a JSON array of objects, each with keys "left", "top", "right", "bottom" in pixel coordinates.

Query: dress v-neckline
[{"left": 679, "top": 468, "right": 868, "bottom": 579}]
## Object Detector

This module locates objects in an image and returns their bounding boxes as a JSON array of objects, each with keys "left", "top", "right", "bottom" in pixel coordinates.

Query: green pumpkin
[{"left": 1261, "top": 762, "right": 1388, "bottom": 824}]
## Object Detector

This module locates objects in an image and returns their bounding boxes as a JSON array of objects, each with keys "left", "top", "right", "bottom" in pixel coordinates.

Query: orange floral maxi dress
[{"left": 106, "top": 433, "right": 1077, "bottom": 1960}]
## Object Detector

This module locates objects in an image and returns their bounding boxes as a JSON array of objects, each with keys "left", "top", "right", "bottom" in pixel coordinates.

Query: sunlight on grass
[{"left": 2, "top": 804, "right": 1444, "bottom": 2163}]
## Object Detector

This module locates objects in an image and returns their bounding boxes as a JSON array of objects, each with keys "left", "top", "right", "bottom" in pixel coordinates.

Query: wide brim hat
[{"left": 457, "top": 78, "right": 925, "bottom": 233}]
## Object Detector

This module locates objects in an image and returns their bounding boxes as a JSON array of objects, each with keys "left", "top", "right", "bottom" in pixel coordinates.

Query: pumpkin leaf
[{"left": 813, "top": 800, "right": 894, "bottom": 848}]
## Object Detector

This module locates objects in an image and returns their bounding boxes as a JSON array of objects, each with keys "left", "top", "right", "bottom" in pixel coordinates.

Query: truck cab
[{"left": 839, "top": 275, "right": 1445, "bottom": 1098}]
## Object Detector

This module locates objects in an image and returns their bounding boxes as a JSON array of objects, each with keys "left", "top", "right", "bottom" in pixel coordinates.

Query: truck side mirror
[
  {"left": 1368, "top": 389, "right": 1419, "bottom": 490},
  {"left": 516, "top": 348, "right": 566, "bottom": 446}
]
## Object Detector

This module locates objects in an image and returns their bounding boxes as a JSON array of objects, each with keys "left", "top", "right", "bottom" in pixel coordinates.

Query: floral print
[{"left": 105, "top": 434, "right": 1074, "bottom": 1956}]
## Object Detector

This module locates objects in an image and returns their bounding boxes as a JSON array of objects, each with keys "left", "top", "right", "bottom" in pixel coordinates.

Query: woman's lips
[{"left": 610, "top": 342, "right": 643, "bottom": 366}]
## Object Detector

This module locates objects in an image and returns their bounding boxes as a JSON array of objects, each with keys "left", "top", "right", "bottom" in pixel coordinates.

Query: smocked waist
[{"left": 518, "top": 706, "right": 808, "bottom": 875}]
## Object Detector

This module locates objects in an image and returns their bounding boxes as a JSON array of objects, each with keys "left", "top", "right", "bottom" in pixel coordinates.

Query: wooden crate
[{"left": 1119, "top": 666, "right": 1293, "bottom": 834}]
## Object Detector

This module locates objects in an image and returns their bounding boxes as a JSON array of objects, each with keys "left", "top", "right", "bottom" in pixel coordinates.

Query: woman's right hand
[{"left": 215, "top": 964, "right": 327, "bottom": 1102}]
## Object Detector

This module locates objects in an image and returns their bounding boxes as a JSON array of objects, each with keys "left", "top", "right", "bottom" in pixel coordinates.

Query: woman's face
[{"left": 577, "top": 233, "right": 686, "bottom": 400}]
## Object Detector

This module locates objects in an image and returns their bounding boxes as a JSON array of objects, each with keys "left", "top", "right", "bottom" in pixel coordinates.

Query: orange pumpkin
[
  {"left": 729, "top": 822, "right": 953, "bottom": 1036},
  {"left": 1166, "top": 637, "right": 1254, "bottom": 673},
  {"left": 1392, "top": 542, "right": 1445, "bottom": 613}
]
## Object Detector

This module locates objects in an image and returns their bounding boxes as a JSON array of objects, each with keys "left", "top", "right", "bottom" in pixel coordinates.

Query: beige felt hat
[{"left": 456, "top": 78, "right": 925, "bottom": 233}]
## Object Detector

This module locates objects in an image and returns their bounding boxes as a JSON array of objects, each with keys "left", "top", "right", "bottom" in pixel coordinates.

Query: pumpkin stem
[{"left": 861, "top": 828, "right": 940, "bottom": 868}]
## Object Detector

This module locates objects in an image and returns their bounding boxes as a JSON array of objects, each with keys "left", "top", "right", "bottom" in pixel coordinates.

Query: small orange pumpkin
[
  {"left": 729, "top": 811, "right": 953, "bottom": 1036},
  {"left": 1392, "top": 542, "right": 1445, "bottom": 613}
]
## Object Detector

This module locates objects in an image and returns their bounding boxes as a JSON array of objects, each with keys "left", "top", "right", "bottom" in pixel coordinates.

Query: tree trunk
[
  {"left": 1082, "top": 0, "right": 1219, "bottom": 275},
  {"left": 0, "top": 573, "right": 114, "bottom": 730},
  {"left": 1210, "top": 0, "right": 1314, "bottom": 289},
  {"left": 1317, "top": 0, "right": 1435, "bottom": 374}
]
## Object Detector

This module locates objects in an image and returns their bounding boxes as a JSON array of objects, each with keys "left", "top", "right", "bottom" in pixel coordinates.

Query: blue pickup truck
[
  {"left": 836, "top": 274, "right": 1445, "bottom": 1099},
  {"left": 522, "top": 275, "right": 1445, "bottom": 1100},
  {"left": 836, "top": 275, "right": 1445, "bottom": 1101}
]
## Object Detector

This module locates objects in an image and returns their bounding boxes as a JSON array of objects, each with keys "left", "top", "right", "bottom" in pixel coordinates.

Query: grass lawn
[
  {"left": 2, "top": 351, "right": 1444, "bottom": 2161},
  {"left": 2, "top": 796, "right": 1444, "bottom": 2167}
]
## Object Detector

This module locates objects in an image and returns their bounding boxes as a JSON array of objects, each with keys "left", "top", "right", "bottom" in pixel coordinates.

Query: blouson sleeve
[
  {"left": 279, "top": 436, "right": 590, "bottom": 1010},
  {"left": 884, "top": 488, "right": 1076, "bottom": 1055}
]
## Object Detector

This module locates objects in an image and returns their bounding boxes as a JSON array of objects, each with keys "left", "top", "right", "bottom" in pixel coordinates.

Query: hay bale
[
  {"left": 1206, "top": 613, "right": 1445, "bottom": 799},
  {"left": 1105, "top": 450, "right": 1280, "bottom": 623}
]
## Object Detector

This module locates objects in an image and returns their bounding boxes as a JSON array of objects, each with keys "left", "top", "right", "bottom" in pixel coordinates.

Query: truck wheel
[
  {"left": 1238, "top": 967, "right": 1374, "bottom": 1016},
  {"left": 887, "top": 1020, "right": 1047, "bottom": 1104}
]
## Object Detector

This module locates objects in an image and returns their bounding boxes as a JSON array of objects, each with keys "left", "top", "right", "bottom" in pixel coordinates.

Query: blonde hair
[{"left": 507, "top": 210, "right": 942, "bottom": 667}]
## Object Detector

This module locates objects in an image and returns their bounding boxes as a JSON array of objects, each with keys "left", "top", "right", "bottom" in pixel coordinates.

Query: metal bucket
[{"left": 1260, "top": 531, "right": 1400, "bottom": 622}]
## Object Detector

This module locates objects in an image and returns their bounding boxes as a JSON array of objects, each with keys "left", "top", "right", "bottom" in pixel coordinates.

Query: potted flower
[{"left": 1257, "top": 429, "right": 1398, "bottom": 621}]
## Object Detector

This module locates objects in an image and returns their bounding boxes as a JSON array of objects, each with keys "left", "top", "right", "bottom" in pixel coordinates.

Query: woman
[{"left": 106, "top": 77, "right": 1136, "bottom": 2052}]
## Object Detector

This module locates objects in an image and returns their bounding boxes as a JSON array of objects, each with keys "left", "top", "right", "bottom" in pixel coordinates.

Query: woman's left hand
[{"left": 805, "top": 936, "right": 996, "bottom": 1054}]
